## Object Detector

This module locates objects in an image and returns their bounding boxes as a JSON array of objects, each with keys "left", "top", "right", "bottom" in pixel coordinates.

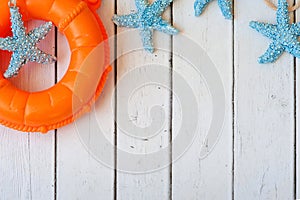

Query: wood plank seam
[
  {"left": 170, "top": 3, "right": 174, "bottom": 200},
  {"left": 54, "top": 26, "right": 58, "bottom": 200},
  {"left": 232, "top": 1, "right": 236, "bottom": 200},
  {"left": 292, "top": 1, "right": 296, "bottom": 198},
  {"left": 114, "top": 1, "right": 118, "bottom": 200}
]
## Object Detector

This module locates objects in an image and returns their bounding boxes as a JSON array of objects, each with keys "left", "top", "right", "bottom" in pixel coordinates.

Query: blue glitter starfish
[
  {"left": 250, "top": 0, "right": 300, "bottom": 64},
  {"left": 0, "top": 6, "right": 56, "bottom": 78},
  {"left": 112, "top": 0, "right": 179, "bottom": 53},
  {"left": 194, "top": 0, "right": 233, "bottom": 19}
]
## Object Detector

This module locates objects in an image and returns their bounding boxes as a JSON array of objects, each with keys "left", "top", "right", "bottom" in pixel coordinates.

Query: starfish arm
[
  {"left": 112, "top": 14, "right": 140, "bottom": 28},
  {"left": 10, "top": 7, "right": 26, "bottom": 38},
  {"left": 258, "top": 42, "right": 285, "bottom": 64},
  {"left": 291, "top": 23, "right": 300, "bottom": 35},
  {"left": 151, "top": 0, "right": 173, "bottom": 15},
  {"left": 249, "top": 21, "right": 278, "bottom": 40},
  {"left": 0, "top": 37, "right": 17, "bottom": 51},
  {"left": 28, "top": 22, "right": 53, "bottom": 44},
  {"left": 194, "top": 0, "right": 213, "bottom": 16},
  {"left": 153, "top": 19, "right": 179, "bottom": 35},
  {"left": 140, "top": 28, "right": 154, "bottom": 53},
  {"left": 277, "top": 0, "right": 290, "bottom": 29},
  {"left": 218, "top": 0, "right": 233, "bottom": 19},
  {"left": 135, "top": 0, "right": 148, "bottom": 11},
  {"left": 287, "top": 41, "right": 300, "bottom": 58},
  {"left": 4, "top": 52, "right": 27, "bottom": 78},
  {"left": 29, "top": 49, "right": 57, "bottom": 64}
]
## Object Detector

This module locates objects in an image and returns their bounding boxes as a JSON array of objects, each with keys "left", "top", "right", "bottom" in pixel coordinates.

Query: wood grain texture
[
  {"left": 234, "top": 0, "right": 295, "bottom": 199},
  {"left": 56, "top": 1, "right": 115, "bottom": 199},
  {"left": 115, "top": 1, "right": 172, "bottom": 199},
  {"left": 0, "top": 20, "right": 55, "bottom": 200},
  {"left": 172, "top": 0, "right": 233, "bottom": 199}
]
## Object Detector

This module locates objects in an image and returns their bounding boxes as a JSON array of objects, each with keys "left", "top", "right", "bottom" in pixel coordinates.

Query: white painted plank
[
  {"left": 172, "top": 0, "right": 233, "bottom": 199},
  {"left": 56, "top": 1, "right": 115, "bottom": 199},
  {"left": 235, "top": 0, "right": 294, "bottom": 199},
  {"left": 116, "top": 1, "right": 171, "bottom": 199},
  {"left": 0, "top": 20, "right": 55, "bottom": 199}
]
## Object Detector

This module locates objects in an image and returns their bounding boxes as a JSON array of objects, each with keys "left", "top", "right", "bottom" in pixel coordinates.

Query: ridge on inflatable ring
[{"left": 0, "top": 0, "right": 111, "bottom": 133}]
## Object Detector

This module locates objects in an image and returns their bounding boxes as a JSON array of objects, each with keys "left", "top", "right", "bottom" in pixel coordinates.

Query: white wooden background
[{"left": 0, "top": 0, "right": 298, "bottom": 199}]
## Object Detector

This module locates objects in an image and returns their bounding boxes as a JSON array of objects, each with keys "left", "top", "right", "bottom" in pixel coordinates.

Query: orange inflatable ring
[{"left": 0, "top": 0, "right": 111, "bottom": 133}]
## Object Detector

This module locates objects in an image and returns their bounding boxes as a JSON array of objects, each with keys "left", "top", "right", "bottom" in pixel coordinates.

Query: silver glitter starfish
[
  {"left": 194, "top": 0, "right": 233, "bottom": 20},
  {"left": 0, "top": 6, "right": 56, "bottom": 78},
  {"left": 250, "top": 0, "right": 300, "bottom": 64},
  {"left": 112, "top": 0, "right": 179, "bottom": 53}
]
